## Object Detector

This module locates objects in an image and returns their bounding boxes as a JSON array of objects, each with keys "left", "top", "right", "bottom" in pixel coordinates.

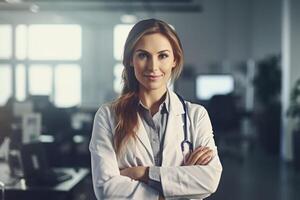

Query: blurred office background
[{"left": 0, "top": 0, "right": 300, "bottom": 199}]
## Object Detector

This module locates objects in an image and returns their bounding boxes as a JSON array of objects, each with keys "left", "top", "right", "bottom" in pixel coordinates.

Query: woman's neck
[{"left": 139, "top": 88, "right": 167, "bottom": 116}]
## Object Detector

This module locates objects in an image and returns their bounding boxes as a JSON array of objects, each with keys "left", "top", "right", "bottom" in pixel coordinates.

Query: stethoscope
[{"left": 176, "top": 93, "right": 194, "bottom": 157}]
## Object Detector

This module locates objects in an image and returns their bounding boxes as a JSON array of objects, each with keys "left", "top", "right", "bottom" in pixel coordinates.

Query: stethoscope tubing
[{"left": 176, "top": 93, "right": 193, "bottom": 153}]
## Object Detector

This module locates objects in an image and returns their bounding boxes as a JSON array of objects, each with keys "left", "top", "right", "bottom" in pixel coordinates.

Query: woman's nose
[{"left": 147, "top": 57, "right": 159, "bottom": 71}]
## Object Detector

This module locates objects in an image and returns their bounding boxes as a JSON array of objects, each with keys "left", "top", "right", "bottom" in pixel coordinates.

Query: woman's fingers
[
  {"left": 185, "top": 146, "right": 206, "bottom": 164},
  {"left": 201, "top": 156, "right": 212, "bottom": 165},
  {"left": 196, "top": 150, "right": 213, "bottom": 165},
  {"left": 186, "top": 146, "right": 213, "bottom": 165},
  {"left": 120, "top": 166, "right": 149, "bottom": 182},
  {"left": 193, "top": 148, "right": 212, "bottom": 165},
  {"left": 185, "top": 146, "right": 203, "bottom": 164}
]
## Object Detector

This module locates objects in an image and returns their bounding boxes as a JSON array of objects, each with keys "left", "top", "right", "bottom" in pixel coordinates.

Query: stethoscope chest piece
[{"left": 181, "top": 140, "right": 193, "bottom": 155}]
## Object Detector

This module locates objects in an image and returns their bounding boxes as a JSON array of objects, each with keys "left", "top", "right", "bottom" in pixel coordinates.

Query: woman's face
[{"left": 132, "top": 33, "right": 176, "bottom": 94}]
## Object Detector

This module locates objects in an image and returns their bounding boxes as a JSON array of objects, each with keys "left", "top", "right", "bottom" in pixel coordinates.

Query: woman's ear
[{"left": 172, "top": 59, "right": 177, "bottom": 68}]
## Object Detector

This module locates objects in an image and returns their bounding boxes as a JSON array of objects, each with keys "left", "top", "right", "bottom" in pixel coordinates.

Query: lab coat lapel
[
  {"left": 162, "top": 91, "right": 185, "bottom": 165},
  {"left": 136, "top": 114, "right": 154, "bottom": 162}
]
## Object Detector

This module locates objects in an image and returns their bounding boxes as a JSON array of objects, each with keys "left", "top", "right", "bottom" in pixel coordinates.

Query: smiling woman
[
  {"left": 132, "top": 33, "right": 176, "bottom": 97},
  {"left": 89, "top": 18, "right": 222, "bottom": 200}
]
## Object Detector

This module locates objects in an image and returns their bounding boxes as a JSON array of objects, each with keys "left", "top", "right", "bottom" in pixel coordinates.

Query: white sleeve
[
  {"left": 89, "top": 105, "right": 160, "bottom": 200},
  {"left": 160, "top": 106, "right": 223, "bottom": 199}
]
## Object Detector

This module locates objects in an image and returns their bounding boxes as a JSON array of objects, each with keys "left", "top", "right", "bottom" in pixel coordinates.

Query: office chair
[{"left": 207, "top": 93, "right": 248, "bottom": 162}]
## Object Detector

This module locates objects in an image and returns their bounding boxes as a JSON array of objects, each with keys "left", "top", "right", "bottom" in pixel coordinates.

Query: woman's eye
[
  {"left": 159, "top": 54, "right": 168, "bottom": 59},
  {"left": 138, "top": 53, "right": 148, "bottom": 59}
]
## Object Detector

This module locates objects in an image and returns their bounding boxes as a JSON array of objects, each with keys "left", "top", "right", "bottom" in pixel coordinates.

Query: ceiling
[{"left": 0, "top": 0, "right": 202, "bottom": 12}]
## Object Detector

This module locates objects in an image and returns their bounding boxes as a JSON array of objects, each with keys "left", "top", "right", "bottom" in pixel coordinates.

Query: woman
[{"left": 90, "top": 18, "right": 222, "bottom": 200}]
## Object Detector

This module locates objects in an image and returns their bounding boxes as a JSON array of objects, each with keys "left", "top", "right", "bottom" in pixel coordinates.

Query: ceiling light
[
  {"left": 120, "top": 14, "right": 137, "bottom": 24},
  {"left": 5, "top": 0, "right": 22, "bottom": 3},
  {"left": 30, "top": 4, "right": 39, "bottom": 13}
]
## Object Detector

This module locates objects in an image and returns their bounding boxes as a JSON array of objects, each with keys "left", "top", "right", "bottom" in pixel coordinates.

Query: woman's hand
[
  {"left": 121, "top": 167, "right": 164, "bottom": 199},
  {"left": 185, "top": 146, "right": 214, "bottom": 166},
  {"left": 120, "top": 166, "right": 149, "bottom": 183}
]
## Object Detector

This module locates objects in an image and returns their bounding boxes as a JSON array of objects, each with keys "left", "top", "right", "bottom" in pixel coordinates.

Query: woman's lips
[{"left": 144, "top": 74, "right": 163, "bottom": 81}]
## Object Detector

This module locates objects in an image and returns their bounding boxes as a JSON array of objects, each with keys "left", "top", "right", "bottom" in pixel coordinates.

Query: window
[
  {"left": 16, "top": 25, "right": 27, "bottom": 60},
  {"left": 16, "top": 64, "right": 26, "bottom": 101},
  {"left": 27, "top": 25, "right": 81, "bottom": 60},
  {"left": 0, "top": 65, "right": 12, "bottom": 105},
  {"left": 113, "top": 24, "right": 133, "bottom": 94},
  {"left": 54, "top": 65, "right": 81, "bottom": 107},
  {"left": 29, "top": 65, "right": 53, "bottom": 95},
  {"left": 113, "top": 63, "right": 124, "bottom": 94},
  {"left": 0, "top": 25, "right": 12, "bottom": 105},
  {"left": 113, "top": 24, "right": 134, "bottom": 61},
  {"left": 2, "top": 24, "right": 83, "bottom": 107},
  {"left": 0, "top": 25, "right": 12, "bottom": 59}
]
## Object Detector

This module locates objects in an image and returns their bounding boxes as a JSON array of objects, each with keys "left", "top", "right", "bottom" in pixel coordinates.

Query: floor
[{"left": 207, "top": 148, "right": 300, "bottom": 200}]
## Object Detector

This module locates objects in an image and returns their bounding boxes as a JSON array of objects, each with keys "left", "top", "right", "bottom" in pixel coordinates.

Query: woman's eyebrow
[
  {"left": 157, "top": 50, "right": 170, "bottom": 53},
  {"left": 135, "top": 49, "right": 149, "bottom": 53},
  {"left": 135, "top": 49, "right": 170, "bottom": 53}
]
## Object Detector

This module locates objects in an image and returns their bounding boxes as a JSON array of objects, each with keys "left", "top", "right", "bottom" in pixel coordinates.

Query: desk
[{"left": 0, "top": 162, "right": 90, "bottom": 200}]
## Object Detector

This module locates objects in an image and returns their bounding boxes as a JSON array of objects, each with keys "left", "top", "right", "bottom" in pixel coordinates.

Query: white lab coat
[{"left": 89, "top": 91, "right": 222, "bottom": 200}]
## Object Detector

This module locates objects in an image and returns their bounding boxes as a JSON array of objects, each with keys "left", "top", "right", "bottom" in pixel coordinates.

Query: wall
[
  {"left": 251, "top": 0, "right": 282, "bottom": 60},
  {"left": 0, "top": 0, "right": 283, "bottom": 109},
  {"left": 0, "top": 0, "right": 235, "bottom": 107}
]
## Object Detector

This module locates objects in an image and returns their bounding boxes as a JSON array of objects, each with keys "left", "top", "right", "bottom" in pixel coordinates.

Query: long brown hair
[{"left": 112, "top": 18, "right": 184, "bottom": 155}]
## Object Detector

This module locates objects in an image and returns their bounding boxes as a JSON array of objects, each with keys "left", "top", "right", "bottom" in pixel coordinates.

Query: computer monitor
[
  {"left": 13, "top": 101, "right": 34, "bottom": 117},
  {"left": 22, "top": 113, "right": 42, "bottom": 144},
  {"left": 196, "top": 74, "right": 234, "bottom": 100}
]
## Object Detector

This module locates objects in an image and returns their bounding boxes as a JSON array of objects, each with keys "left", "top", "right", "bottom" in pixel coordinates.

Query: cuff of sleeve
[
  {"left": 149, "top": 166, "right": 161, "bottom": 182},
  {"left": 148, "top": 166, "right": 163, "bottom": 196}
]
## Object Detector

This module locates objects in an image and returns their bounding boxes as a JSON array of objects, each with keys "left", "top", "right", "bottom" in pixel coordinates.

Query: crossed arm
[{"left": 120, "top": 146, "right": 214, "bottom": 199}]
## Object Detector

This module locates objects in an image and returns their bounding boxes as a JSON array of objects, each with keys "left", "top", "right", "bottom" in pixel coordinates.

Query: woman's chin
[{"left": 141, "top": 83, "right": 167, "bottom": 92}]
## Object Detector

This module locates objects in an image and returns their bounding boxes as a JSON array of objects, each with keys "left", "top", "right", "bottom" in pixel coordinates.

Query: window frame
[{"left": 0, "top": 24, "right": 82, "bottom": 107}]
